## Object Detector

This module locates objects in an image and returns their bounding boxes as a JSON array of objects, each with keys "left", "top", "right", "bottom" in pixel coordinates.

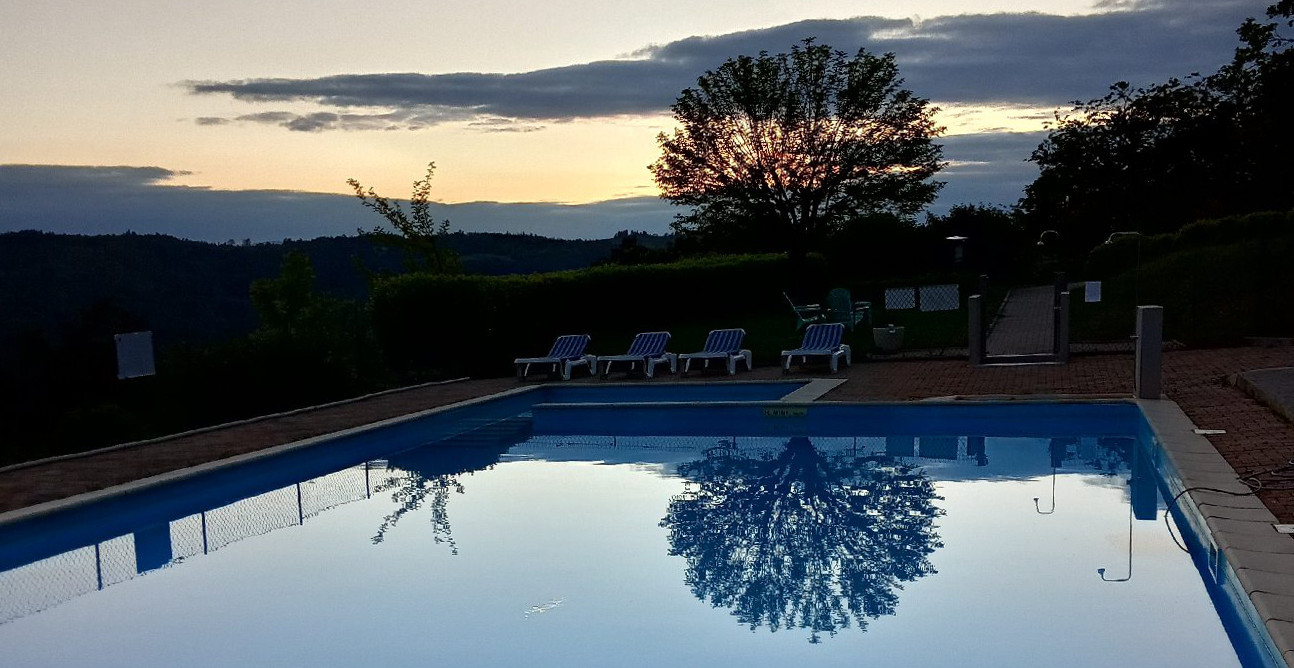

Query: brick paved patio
[{"left": 3, "top": 346, "right": 1293, "bottom": 522}]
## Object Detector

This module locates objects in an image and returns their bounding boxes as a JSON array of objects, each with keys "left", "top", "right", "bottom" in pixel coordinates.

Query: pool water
[{"left": 0, "top": 401, "right": 1269, "bottom": 667}]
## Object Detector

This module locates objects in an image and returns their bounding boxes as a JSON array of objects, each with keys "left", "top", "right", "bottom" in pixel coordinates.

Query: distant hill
[{"left": 0, "top": 230, "right": 669, "bottom": 353}]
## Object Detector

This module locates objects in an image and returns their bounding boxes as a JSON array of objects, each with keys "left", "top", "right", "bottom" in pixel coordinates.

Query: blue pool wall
[
  {"left": 531, "top": 400, "right": 1143, "bottom": 438},
  {"left": 0, "top": 381, "right": 806, "bottom": 571}
]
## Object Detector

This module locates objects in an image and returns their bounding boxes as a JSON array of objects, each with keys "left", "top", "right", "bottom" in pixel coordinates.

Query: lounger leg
[
  {"left": 830, "top": 354, "right": 839, "bottom": 373},
  {"left": 743, "top": 350, "right": 753, "bottom": 371},
  {"left": 782, "top": 354, "right": 791, "bottom": 374},
  {"left": 843, "top": 344, "right": 852, "bottom": 367},
  {"left": 726, "top": 356, "right": 735, "bottom": 375}
]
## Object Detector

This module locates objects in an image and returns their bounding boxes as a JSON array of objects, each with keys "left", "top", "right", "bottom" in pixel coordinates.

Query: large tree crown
[{"left": 650, "top": 40, "right": 944, "bottom": 253}]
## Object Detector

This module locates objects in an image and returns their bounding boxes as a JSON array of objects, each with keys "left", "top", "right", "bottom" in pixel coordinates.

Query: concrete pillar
[
  {"left": 968, "top": 294, "right": 984, "bottom": 365},
  {"left": 1135, "top": 305, "right": 1164, "bottom": 399},
  {"left": 1054, "top": 291, "right": 1070, "bottom": 364}
]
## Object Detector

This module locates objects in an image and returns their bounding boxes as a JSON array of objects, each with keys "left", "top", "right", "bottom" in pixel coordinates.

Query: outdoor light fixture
[{"left": 946, "top": 236, "right": 968, "bottom": 263}]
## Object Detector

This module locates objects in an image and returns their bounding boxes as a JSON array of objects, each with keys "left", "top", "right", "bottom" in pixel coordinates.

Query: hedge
[
  {"left": 1086, "top": 210, "right": 1294, "bottom": 278},
  {"left": 1073, "top": 233, "right": 1294, "bottom": 345},
  {"left": 370, "top": 254, "right": 830, "bottom": 378}
]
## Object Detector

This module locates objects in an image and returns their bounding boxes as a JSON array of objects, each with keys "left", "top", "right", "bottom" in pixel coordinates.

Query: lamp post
[
  {"left": 946, "top": 235, "right": 968, "bottom": 265},
  {"left": 1098, "top": 494, "right": 1134, "bottom": 582},
  {"left": 1104, "top": 230, "right": 1142, "bottom": 305},
  {"left": 1033, "top": 469, "right": 1056, "bottom": 515}
]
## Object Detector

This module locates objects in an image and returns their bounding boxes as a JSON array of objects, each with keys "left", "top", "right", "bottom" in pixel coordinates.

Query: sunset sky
[{"left": 0, "top": 0, "right": 1262, "bottom": 240}]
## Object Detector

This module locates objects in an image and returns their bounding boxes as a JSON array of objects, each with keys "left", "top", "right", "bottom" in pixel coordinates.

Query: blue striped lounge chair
[
  {"left": 678, "top": 328, "right": 752, "bottom": 376},
  {"left": 781, "top": 323, "right": 851, "bottom": 373},
  {"left": 596, "top": 331, "right": 676, "bottom": 379},
  {"left": 515, "top": 334, "right": 596, "bottom": 380}
]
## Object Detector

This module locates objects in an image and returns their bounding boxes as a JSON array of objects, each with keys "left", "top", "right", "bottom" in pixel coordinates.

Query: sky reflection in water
[{"left": 0, "top": 431, "right": 1245, "bottom": 667}]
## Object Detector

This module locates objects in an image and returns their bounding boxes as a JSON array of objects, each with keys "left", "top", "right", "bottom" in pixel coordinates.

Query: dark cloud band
[{"left": 187, "top": 1, "right": 1255, "bottom": 128}]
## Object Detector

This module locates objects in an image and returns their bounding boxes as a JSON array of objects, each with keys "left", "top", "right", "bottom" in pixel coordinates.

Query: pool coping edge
[
  {"left": 1137, "top": 398, "right": 1294, "bottom": 668},
  {"left": 0, "top": 383, "right": 549, "bottom": 529},
  {"left": 0, "top": 379, "right": 813, "bottom": 530}
]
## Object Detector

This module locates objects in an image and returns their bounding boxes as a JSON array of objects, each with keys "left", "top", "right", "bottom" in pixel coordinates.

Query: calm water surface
[{"left": 0, "top": 427, "right": 1246, "bottom": 667}]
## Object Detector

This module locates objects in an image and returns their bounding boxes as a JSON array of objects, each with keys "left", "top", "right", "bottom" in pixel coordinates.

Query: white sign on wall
[
  {"left": 115, "top": 331, "right": 156, "bottom": 379},
  {"left": 1085, "top": 281, "right": 1102, "bottom": 303}
]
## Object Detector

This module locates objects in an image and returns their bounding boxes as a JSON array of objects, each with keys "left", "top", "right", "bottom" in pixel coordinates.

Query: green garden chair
[
  {"left": 826, "top": 288, "right": 871, "bottom": 331},
  {"left": 783, "top": 292, "right": 826, "bottom": 331}
]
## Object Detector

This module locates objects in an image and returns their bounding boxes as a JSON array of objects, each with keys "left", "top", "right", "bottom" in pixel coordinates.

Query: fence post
[
  {"left": 1135, "top": 305, "right": 1164, "bottom": 399},
  {"left": 969, "top": 294, "right": 984, "bottom": 365},
  {"left": 1054, "top": 291, "right": 1070, "bottom": 364}
]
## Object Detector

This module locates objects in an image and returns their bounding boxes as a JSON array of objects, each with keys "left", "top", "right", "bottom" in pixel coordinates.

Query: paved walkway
[
  {"left": 986, "top": 285, "right": 1054, "bottom": 356},
  {"left": 3, "top": 347, "right": 1294, "bottom": 522}
]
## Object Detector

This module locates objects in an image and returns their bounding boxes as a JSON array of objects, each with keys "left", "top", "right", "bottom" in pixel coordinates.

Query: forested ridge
[{"left": 0, "top": 229, "right": 667, "bottom": 350}]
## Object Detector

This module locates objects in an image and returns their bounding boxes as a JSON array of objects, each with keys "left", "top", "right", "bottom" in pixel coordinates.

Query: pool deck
[
  {"left": 3, "top": 347, "right": 1293, "bottom": 518},
  {"left": 4, "top": 345, "right": 1294, "bottom": 664}
]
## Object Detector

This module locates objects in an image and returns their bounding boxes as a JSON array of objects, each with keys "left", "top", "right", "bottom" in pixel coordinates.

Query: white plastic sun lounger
[
  {"left": 515, "top": 334, "right": 596, "bottom": 380},
  {"left": 678, "top": 328, "right": 752, "bottom": 375},
  {"left": 596, "top": 331, "right": 676, "bottom": 379},
  {"left": 781, "top": 323, "right": 851, "bottom": 373}
]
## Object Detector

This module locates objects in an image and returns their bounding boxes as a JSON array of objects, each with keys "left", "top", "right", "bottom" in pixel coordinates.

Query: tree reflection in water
[
  {"left": 372, "top": 473, "right": 463, "bottom": 551},
  {"left": 370, "top": 436, "right": 515, "bottom": 550},
  {"left": 661, "top": 436, "right": 944, "bottom": 642}
]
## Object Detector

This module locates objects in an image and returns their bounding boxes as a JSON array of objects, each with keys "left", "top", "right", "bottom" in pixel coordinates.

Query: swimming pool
[{"left": 0, "top": 384, "right": 1282, "bottom": 667}]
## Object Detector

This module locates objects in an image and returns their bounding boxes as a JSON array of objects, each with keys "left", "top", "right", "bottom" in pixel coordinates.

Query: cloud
[
  {"left": 934, "top": 132, "right": 1046, "bottom": 208},
  {"left": 0, "top": 164, "right": 189, "bottom": 189},
  {"left": 187, "top": 1, "right": 1256, "bottom": 128},
  {"left": 0, "top": 165, "right": 678, "bottom": 242},
  {"left": 467, "top": 118, "right": 546, "bottom": 133}
]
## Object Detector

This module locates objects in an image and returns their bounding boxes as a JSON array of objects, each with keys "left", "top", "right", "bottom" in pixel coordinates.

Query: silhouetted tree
[
  {"left": 1020, "top": 2, "right": 1294, "bottom": 259},
  {"left": 651, "top": 40, "right": 945, "bottom": 258},
  {"left": 593, "top": 231, "right": 677, "bottom": 266},
  {"left": 348, "top": 162, "right": 461, "bottom": 275},
  {"left": 661, "top": 437, "right": 943, "bottom": 642},
  {"left": 249, "top": 251, "right": 317, "bottom": 339},
  {"left": 922, "top": 204, "right": 1031, "bottom": 279},
  {"left": 248, "top": 251, "right": 379, "bottom": 394}
]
